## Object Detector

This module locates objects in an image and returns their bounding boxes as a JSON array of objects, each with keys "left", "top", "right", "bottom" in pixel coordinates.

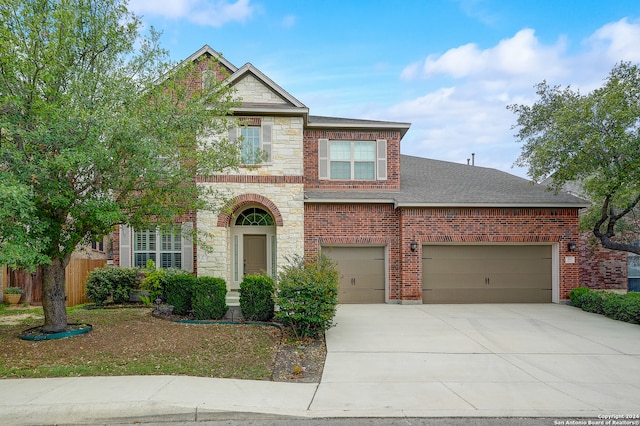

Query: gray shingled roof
[
  {"left": 304, "top": 155, "right": 589, "bottom": 208},
  {"left": 307, "top": 115, "right": 411, "bottom": 137}
]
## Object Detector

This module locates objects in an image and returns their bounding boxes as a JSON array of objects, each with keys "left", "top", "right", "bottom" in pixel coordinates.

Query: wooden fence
[{"left": 4, "top": 258, "right": 107, "bottom": 306}]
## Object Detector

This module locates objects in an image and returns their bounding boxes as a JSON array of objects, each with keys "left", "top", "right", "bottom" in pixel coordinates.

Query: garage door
[
  {"left": 422, "top": 245, "right": 552, "bottom": 303},
  {"left": 322, "top": 246, "right": 386, "bottom": 303}
]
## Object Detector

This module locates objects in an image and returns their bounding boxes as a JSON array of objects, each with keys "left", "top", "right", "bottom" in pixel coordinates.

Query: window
[
  {"left": 629, "top": 242, "right": 640, "bottom": 292},
  {"left": 235, "top": 207, "right": 274, "bottom": 226},
  {"left": 134, "top": 227, "right": 182, "bottom": 269},
  {"left": 228, "top": 121, "right": 272, "bottom": 165},
  {"left": 241, "top": 126, "right": 262, "bottom": 164},
  {"left": 319, "top": 139, "right": 387, "bottom": 180},
  {"left": 329, "top": 141, "right": 376, "bottom": 180},
  {"left": 91, "top": 240, "right": 104, "bottom": 252}
]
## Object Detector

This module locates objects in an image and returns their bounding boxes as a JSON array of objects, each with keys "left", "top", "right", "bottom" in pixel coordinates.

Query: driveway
[{"left": 310, "top": 303, "right": 640, "bottom": 418}]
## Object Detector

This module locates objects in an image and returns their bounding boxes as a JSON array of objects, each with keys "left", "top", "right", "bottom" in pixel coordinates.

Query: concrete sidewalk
[
  {"left": 2, "top": 304, "right": 640, "bottom": 424},
  {"left": 0, "top": 376, "right": 317, "bottom": 424}
]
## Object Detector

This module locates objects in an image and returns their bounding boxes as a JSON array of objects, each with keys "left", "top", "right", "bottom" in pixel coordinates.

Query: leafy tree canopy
[
  {"left": 509, "top": 62, "right": 640, "bottom": 254},
  {"left": 0, "top": 0, "right": 240, "bottom": 331}
]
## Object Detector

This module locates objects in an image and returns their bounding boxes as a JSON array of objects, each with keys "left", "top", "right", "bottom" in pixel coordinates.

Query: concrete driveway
[{"left": 310, "top": 303, "right": 640, "bottom": 418}]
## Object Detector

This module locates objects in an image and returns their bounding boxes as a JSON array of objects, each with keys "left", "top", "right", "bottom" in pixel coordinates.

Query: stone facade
[
  {"left": 234, "top": 74, "right": 289, "bottom": 105},
  {"left": 197, "top": 181, "right": 304, "bottom": 287}
]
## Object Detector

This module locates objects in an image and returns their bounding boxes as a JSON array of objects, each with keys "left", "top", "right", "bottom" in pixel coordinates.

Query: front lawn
[{"left": 0, "top": 306, "right": 279, "bottom": 380}]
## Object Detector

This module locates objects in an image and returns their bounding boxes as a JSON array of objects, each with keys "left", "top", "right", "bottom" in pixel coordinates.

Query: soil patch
[{"left": 272, "top": 332, "right": 326, "bottom": 383}]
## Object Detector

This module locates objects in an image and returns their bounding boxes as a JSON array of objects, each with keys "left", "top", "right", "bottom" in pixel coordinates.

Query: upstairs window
[
  {"left": 329, "top": 141, "right": 376, "bottom": 180},
  {"left": 240, "top": 126, "right": 262, "bottom": 164},
  {"left": 319, "top": 139, "right": 387, "bottom": 180},
  {"left": 228, "top": 120, "right": 272, "bottom": 165}
]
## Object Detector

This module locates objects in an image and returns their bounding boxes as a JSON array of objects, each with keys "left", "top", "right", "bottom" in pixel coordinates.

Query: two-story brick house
[{"left": 114, "top": 45, "right": 588, "bottom": 304}]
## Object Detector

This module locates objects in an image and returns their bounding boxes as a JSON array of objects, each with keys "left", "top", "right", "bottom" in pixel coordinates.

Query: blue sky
[{"left": 128, "top": 0, "right": 640, "bottom": 179}]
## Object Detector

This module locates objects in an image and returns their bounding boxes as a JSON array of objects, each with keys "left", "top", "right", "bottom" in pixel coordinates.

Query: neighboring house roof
[
  {"left": 307, "top": 115, "right": 411, "bottom": 138},
  {"left": 305, "top": 155, "right": 590, "bottom": 208}
]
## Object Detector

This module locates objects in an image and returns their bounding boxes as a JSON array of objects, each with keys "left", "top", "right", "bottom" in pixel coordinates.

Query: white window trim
[
  {"left": 318, "top": 138, "right": 387, "bottom": 181},
  {"left": 120, "top": 223, "right": 193, "bottom": 272},
  {"left": 228, "top": 122, "right": 272, "bottom": 165}
]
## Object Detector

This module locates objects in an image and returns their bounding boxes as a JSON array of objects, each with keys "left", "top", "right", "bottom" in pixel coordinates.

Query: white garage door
[
  {"left": 322, "top": 246, "right": 386, "bottom": 303},
  {"left": 422, "top": 245, "right": 552, "bottom": 303}
]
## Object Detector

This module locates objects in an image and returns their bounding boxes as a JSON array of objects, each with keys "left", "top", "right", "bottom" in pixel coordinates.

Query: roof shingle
[{"left": 304, "top": 155, "right": 589, "bottom": 208}]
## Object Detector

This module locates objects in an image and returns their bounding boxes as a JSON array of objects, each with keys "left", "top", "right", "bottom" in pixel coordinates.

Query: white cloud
[
  {"left": 128, "top": 0, "right": 253, "bottom": 27},
  {"left": 392, "top": 20, "right": 640, "bottom": 177},
  {"left": 586, "top": 18, "right": 640, "bottom": 63},
  {"left": 402, "top": 29, "right": 568, "bottom": 81}
]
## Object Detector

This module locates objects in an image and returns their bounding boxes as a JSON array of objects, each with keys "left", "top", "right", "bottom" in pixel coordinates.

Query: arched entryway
[{"left": 230, "top": 206, "right": 276, "bottom": 289}]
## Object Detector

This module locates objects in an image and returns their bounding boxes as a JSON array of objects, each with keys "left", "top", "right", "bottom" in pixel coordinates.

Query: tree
[
  {"left": 509, "top": 62, "right": 640, "bottom": 255},
  {"left": 0, "top": 0, "right": 240, "bottom": 332}
]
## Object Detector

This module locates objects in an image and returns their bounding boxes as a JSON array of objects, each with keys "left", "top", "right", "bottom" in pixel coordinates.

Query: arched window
[{"left": 235, "top": 207, "right": 274, "bottom": 226}]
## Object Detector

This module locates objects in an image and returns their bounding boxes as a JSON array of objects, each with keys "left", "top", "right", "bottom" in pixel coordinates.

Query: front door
[{"left": 244, "top": 234, "right": 267, "bottom": 276}]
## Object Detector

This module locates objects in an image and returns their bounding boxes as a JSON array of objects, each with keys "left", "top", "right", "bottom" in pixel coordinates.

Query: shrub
[
  {"left": 569, "top": 287, "right": 590, "bottom": 308},
  {"left": 580, "top": 290, "right": 606, "bottom": 315},
  {"left": 140, "top": 260, "right": 167, "bottom": 305},
  {"left": 602, "top": 292, "right": 640, "bottom": 324},
  {"left": 240, "top": 274, "right": 275, "bottom": 321},
  {"left": 5, "top": 286, "right": 24, "bottom": 294},
  {"left": 85, "top": 266, "right": 139, "bottom": 305},
  {"left": 570, "top": 287, "right": 640, "bottom": 324},
  {"left": 274, "top": 254, "right": 339, "bottom": 339},
  {"left": 164, "top": 273, "right": 197, "bottom": 316},
  {"left": 192, "top": 277, "right": 228, "bottom": 320}
]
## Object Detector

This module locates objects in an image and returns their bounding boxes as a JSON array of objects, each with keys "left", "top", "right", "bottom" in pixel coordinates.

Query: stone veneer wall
[
  {"left": 197, "top": 181, "right": 304, "bottom": 286},
  {"left": 212, "top": 116, "right": 304, "bottom": 177},
  {"left": 234, "top": 74, "right": 288, "bottom": 105}
]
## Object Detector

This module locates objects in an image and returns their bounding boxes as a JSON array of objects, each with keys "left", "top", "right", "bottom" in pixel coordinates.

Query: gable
[{"left": 233, "top": 74, "right": 290, "bottom": 106}]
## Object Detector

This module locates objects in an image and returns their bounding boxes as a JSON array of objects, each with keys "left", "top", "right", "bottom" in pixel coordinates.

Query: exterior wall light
[
  {"left": 567, "top": 242, "right": 577, "bottom": 252},
  {"left": 410, "top": 242, "right": 418, "bottom": 252}
]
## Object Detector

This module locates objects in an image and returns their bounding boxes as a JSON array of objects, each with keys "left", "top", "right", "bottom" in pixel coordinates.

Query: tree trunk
[{"left": 41, "top": 257, "right": 69, "bottom": 333}]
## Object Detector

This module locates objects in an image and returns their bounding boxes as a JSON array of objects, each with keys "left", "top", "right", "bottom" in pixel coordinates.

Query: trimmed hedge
[
  {"left": 274, "top": 254, "right": 339, "bottom": 339},
  {"left": 192, "top": 277, "right": 228, "bottom": 320},
  {"left": 569, "top": 287, "right": 640, "bottom": 324},
  {"left": 164, "top": 273, "right": 197, "bottom": 316},
  {"left": 569, "top": 286, "right": 590, "bottom": 308},
  {"left": 85, "top": 266, "right": 140, "bottom": 305},
  {"left": 239, "top": 274, "right": 275, "bottom": 321}
]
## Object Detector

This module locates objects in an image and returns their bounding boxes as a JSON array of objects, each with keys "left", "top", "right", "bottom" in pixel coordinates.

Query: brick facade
[
  {"left": 305, "top": 205, "right": 582, "bottom": 302},
  {"left": 305, "top": 203, "right": 401, "bottom": 300},
  {"left": 578, "top": 231, "right": 628, "bottom": 290},
  {"left": 400, "top": 208, "right": 580, "bottom": 301},
  {"left": 303, "top": 130, "right": 402, "bottom": 190}
]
